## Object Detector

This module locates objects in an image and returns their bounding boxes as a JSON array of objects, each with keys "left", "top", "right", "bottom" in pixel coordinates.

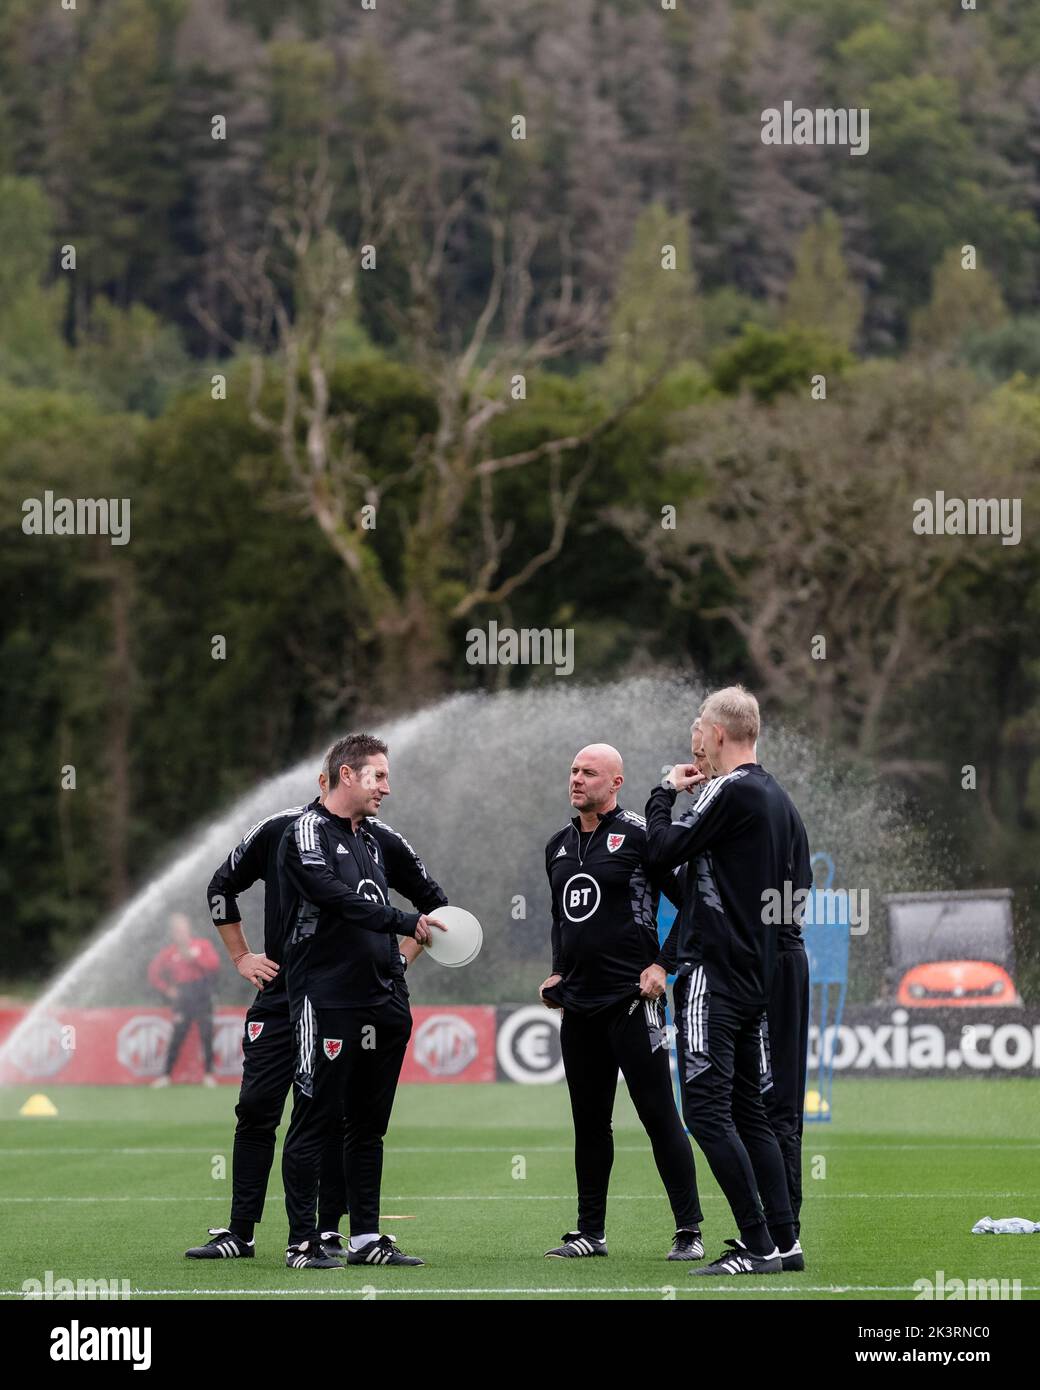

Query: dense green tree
[
  {"left": 2, "top": 0, "right": 1040, "bottom": 986},
  {"left": 855, "top": 74, "right": 1036, "bottom": 338},
  {"left": 710, "top": 324, "right": 851, "bottom": 402},
  {"left": 602, "top": 205, "right": 700, "bottom": 396},
  {"left": 960, "top": 316, "right": 1040, "bottom": 383},
  {"left": 615, "top": 362, "right": 1038, "bottom": 769},
  {"left": 911, "top": 246, "right": 1009, "bottom": 357},
  {"left": 0, "top": 388, "right": 144, "bottom": 973},
  {"left": 782, "top": 211, "right": 863, "bottom": 351}
]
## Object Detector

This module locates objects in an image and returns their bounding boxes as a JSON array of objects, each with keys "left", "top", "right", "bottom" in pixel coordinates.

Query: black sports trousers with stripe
[
  {"left": 674, "top": 965, "right": 794, "bottom": 1239},
  {"left": 282, "top": 988, "right": 412, "bottom": 1244},
  {"left": 764, "top": 945, "right": 810, "bottom": 1237},
  {"left": 231, "top": 1000, "right": 346, "bottom": 1228},
  {"left": 205, "top": 798, "right": 345, "bottom": 1230},
  {"left": 559, "top": 993, "right": 703, "bottom": 1237}
]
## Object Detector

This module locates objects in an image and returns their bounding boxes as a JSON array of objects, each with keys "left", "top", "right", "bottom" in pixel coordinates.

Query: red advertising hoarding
[{"left": 0, "top": 1006, "right": 496, "bottom": 1085}]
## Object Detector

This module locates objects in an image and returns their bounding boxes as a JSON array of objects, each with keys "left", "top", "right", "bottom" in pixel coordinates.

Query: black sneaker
[
  {"left": 779, "top": 1239, "right": 805, "bottom": 1272},
  {"left": 667, "top": 1228, "right": 704, "bottom": 1261},
  {"left": 185, "top": 1228, "right": 254, "bottom": 1260},
  {"left": 319, "top": 1230, "right": 346, "bottom": 1260},
  {"left": 544, "top": 1231, "right": 608, "bottom": 1258},
  {"left": 690, "top": 1238, "right": 781, "bottom": 1276},
  {"left": 286, "top": 1240, "right": 343, "bottom": 1269},
  {"left": 345, "top": 1235, "right": 424, "bottom": 1267}
]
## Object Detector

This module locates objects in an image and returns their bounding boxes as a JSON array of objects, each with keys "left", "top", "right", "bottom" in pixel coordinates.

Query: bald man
[{"left": 540, "top": 744, "right": 704, "bottom": 1261}]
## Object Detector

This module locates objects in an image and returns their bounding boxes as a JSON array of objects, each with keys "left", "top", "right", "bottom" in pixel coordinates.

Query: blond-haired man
[{"left": 644, "top": 686, "right": 811, "bottom": 1277}]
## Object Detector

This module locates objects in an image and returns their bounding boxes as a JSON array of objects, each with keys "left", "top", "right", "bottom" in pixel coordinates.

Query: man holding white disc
[
  {"left": 278, "top": 733, "right": 448, "bottom": 1269},
  {"left": 540, "top": 743, "right": 705, "bottom": 1261},
  {"left": 186, "top": 757, "right": 430, "bottom": 1264}
]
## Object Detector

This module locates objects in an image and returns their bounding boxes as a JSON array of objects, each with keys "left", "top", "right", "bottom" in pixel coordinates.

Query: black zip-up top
[
  {"left": 278, "top": 805, "right": 447, "bottom": 1010},
  {"left": 645, "top": 764, "right": 811, "bottom": 1008},
  {"left": 205, "top": 797, "right": 320, "bottom": 1010},
  {"left": 545, "top": 804, "right": 682, "bottom": 1013}
]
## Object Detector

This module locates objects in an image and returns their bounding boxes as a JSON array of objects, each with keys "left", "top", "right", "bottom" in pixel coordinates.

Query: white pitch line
[
  {"left": 0, "top": 1145, "right": 726, "bottom": 1157},
  {"left": 2, "top": 1142, "right": 1039, "bottom": 1157},
  {"left": 801, "top": 1144, "right": 1040, "bottom": 1152},
  {"left": 0, "top": 1148, "right": 226, "bottom": 1156},
  {"left": 0, "top": 1146, "right": 702, "bottom": 1157},
  {"left": 0, "top": 1192, "right": 1026, "bottom": 1204},
  {"left": 7, "top": 1285, "right": 1038, "bottom": 1297},
  {"left": 809, "top": 1143, "right": 1040, "bottom": 1150}
]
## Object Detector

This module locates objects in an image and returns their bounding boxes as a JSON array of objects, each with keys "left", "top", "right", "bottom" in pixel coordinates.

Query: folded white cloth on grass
[{"left": 972, "top": 1216, "right": 1040, "bottom": 1234}]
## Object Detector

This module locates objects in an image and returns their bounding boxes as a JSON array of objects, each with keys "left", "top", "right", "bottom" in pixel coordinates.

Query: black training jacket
[
  {"left": 205, "top": 797, "right": 321, "bottom": 1009},
  {"left": 279, "top": 805, "right": 447, "bottom": 1011},
  {"left": 545, "top": 804, "right": 682, "bottom": 1013},
  {"left": 644, "top": 765, "right": 811, "bottom": 1008}
]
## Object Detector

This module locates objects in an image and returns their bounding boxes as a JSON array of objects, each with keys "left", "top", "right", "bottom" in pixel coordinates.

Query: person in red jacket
[{"left": 148, "top": 913, "right": 222, "bottom": 1087}]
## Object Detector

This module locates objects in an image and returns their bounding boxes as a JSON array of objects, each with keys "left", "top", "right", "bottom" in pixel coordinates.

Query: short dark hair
[{"left": 323, "top": 733, "right": 389, "bottom": 790}]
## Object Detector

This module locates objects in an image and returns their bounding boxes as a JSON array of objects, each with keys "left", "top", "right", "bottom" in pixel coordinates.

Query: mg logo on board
[
  {"left": 116, "top": 1015, "right": 171, "bottom": 1077},
  {"left": 6, "top": 1017, "right": 72, "bottom": 1079},
  {"left": 413, "top": 1014, "right": 479, "bottom": 1077}
]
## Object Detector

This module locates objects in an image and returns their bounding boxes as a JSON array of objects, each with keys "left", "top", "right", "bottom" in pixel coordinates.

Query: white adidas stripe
[
  {"left": 567, "top": 1236, "right": 598, "bottom": 1255},
  {"left": 295, "top": 811, "right": 324, "bottom": 855},
  {"left": 296, "top": 997, "right": 316, "bottom": 1083},
  {"left": 367, "top": 819, "right": 428, "bottom": 877},
  {"left": 688, "top": 766, "right": 747, "bottom": 817},
  {"left": 242, "top": 805, "right": 306, "bottom": 847},
  {"left": 685, "top": 966, "right": 706, "bottom": 1057}
]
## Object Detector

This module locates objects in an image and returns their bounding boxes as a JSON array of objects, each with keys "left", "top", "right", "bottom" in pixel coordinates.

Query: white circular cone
[{"left": 423, "top": 905, "right": 483, "bottom": 968}]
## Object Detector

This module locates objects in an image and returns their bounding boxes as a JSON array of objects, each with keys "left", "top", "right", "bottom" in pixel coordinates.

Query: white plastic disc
[{"left": 422, "top": 905, "right": 483, "bottom": 968}]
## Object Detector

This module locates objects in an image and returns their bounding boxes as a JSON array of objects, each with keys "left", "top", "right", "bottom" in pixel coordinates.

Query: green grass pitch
[{"left": 1, "top": 1080, "right": 1037, "bottom": 1301}]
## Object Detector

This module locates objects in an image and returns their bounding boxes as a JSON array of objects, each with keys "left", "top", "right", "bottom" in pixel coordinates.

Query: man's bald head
[
  {"left": 575, "top": 743, "right": 623, "bottom": 776},
  {"left": 569, "top": 743, "right": 624, "bottom": 817}
]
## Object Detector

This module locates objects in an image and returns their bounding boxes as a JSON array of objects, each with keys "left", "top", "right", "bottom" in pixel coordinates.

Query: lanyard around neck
[{"left": 574, "top": 821, "right": 603, "bottom": 867}]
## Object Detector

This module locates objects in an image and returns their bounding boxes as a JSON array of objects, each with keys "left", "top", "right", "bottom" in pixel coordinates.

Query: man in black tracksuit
[
  {"left": 692, "top": 718, "right": 812, "bottom": 1247},
  {"left": 644, "top": 686, "right": 810, "bottom": 1276},
  {"left": 539, "top": 743, "right": 704, "bottom": 1262},
  {"left": 184, "top": 766, "right": 430, "bottom": 1261},
  {"left": 279, "top": 733, "right": 448, "bottom": 1269},
  {"left": 184, "top": 795, "right": 322, "bottom": 1260}
]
